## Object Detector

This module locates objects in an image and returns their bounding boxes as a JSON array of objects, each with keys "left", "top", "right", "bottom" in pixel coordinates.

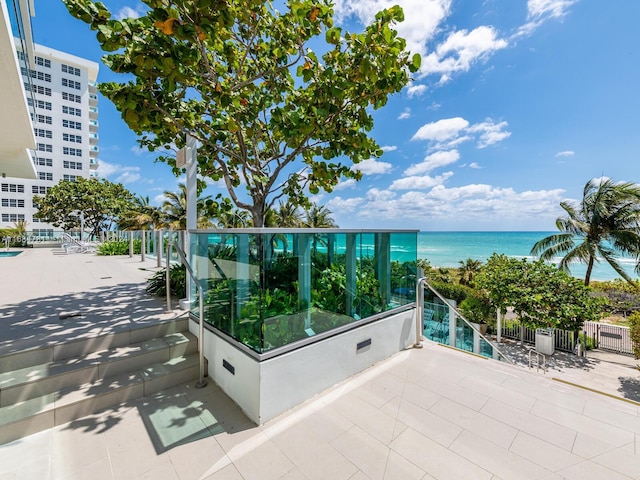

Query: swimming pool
[{"left": 0, "top": 251, "right": 22, "bottom": 257}]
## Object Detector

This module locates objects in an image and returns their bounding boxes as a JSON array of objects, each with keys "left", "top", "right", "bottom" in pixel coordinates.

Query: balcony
[
  {"left": 89, "top": 133, "right": 98, "bottom": 144},
  {"left": 89, "top": 120, "right": 98, "bottom": 132},
  {"left": 89, "top": 107, "right": 98, "bottom": 119},
  {"left": 89, "top": 158, "right": 98, "bottom": 170},
  {"left": 89, "top": 93, "right": 98, "bottom": 106},
  {"left": 89, "top": 145, "right": 99, "bottom": 157}
]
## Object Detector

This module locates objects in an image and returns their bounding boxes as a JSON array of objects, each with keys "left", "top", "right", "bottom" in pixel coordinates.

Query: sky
[{"left": 30, "top": 0, "right": 640, "bottom": 231}]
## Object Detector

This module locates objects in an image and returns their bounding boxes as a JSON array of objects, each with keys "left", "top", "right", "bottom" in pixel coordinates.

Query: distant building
[{"left": 0, "top": 2, "right": 99, "bottom": 234}]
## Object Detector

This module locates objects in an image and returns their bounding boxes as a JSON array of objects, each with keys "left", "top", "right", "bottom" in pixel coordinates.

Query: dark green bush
[
  {"left": 97, "top": 239, "right": 141, "bottom": 255},
  {"left": 146, "top": 263, "right": 186, "bottom": 298}
]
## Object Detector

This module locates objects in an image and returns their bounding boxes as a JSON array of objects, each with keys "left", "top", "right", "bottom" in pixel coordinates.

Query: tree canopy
[
  {"left": 63, "top": 0, "right": 421, "bottom": 226},
  {"left": 33, "top": 178, "right": 134, "bottom": 237},
  {"left": 531, "top": 178, "right": 640, "bottom": 286},
  {"left": 474, "top": 254, "right": 604, "bottom": 332}
]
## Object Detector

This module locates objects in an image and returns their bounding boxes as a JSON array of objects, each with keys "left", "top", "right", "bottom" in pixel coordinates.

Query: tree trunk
[{"left": 584, "top": 255, "right": 595, "bottom": 286}]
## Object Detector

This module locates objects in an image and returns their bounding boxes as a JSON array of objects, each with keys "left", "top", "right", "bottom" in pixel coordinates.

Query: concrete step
[
  {"left": 0, "top": 317, "right": 189, "bottom": 373},
  {"left": 0, "top": 353, "right": 202, "bottom": 445},
  {"left": 0, "top": 331, "right": 197, "bottom": 407}
]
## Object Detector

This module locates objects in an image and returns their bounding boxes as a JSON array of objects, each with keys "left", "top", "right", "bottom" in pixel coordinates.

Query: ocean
[{"left": 417, "top": 231, "right": 639, "bottom": 282}]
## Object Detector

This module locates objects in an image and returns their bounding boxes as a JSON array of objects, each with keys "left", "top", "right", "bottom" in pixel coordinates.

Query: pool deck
[{"left": 1, "top": 248, "right": 639, "bottom": 479}]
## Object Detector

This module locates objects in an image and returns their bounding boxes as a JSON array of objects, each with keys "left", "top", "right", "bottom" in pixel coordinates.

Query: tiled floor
[{"left": 1, "top": 249, "right": 639, "bottom": 479}]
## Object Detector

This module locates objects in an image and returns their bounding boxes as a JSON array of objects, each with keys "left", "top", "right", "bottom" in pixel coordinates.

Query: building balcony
[
  {"left": 89, "top": 120, "right": 98, "bottom": 132},
  {"left": 89, "top": 93, "right": 98, "bottom": 106},
  {"left": 89, "top": 107, "right": 98, "bottom": 119},
  {"left": 89, "top": 145, "right": 99, "bottom": 157},
  {"left": 89, "top": 158, "right": 99, "bottom": 170},
  {"left": 89, "top": 133, "right": 98, "bottom": 144}
]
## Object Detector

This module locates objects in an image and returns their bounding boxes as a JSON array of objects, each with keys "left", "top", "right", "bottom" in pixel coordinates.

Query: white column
[
  {"left": 448, "top": 299, "right": 457, "bottom": 348},
  {"left": 185, "top": 134, "right": 198, "bottom": 303}
]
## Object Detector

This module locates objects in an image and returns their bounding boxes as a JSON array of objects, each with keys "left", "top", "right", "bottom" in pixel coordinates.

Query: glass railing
[
  {"left": 422, "top": 281, "right": 513, "bottom": 363},
  {"left": 190, "top": 229, "right": 418, "bottom": 354}
]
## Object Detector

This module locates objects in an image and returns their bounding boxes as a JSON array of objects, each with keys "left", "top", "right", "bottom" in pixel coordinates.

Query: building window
[
  {"left": 63, "top": 147, "right": 82, "bottom": 156},
  {"left": 63, "top": 133, "right": 82, "bottom": 143},
  {"left": 37, "top": 143, "right": 53, "bottom": 153},
  {"left": 1, "top": 214, "right": 25, "bottom": 222},
  {"left": 32, "top": 114, "right": 52, "bottom": 124},
  {"left": 62, "top": 92, "right": 81, "bottom": 103},
  {"left": 1, "top": 199, "right": 25, "bottom": 208},
  {"left": 62, "top": 119, "right": 82, "bottom": 130},
  {"left": 38, "top": 172, "right": 53, "bottom": 181},
  {"left": 63, "top": 174, "right": 78, "bottom": 182},
  {"left": 35, "top": 157, "right": 53, "bottom": 167},
  {"left": 35, "top": 56, "right": 51, "bottom": 68},
  {"left": 61, "top": 64, "right": 81, "bottom": 76},
  {"left": 21, "top": 67, "right": 51, "bottom": 82},
  {"left": 32, "top": 186, "right": 51, "bottom": 195},
  {"left": 62, "top": 105, "right": 82, "bottom": 116},
  {"left": 62, "top": 78, "right": 81, "bottom": 90},
  {"left": 33, "top": 228, "right": 54, "bottom": 237},
  {"left": 28, "top": 98, "right": 52, "bottom": 110},
  {"left": 1, "top": 183, "right": 25, "bottom": 193},
  {"left": 24, "top": 83, "right": 52, "bottom": 96},
  {"left": 63, "top": 160, "right": 82, "bottom": 170},
  {"left": 35, "top": 128, "right": 53, "bottom": 139}
]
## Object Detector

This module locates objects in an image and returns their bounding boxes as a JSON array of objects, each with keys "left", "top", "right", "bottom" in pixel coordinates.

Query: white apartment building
[{"left": 0, "top": 41, "right": 99, "bottom": 236}]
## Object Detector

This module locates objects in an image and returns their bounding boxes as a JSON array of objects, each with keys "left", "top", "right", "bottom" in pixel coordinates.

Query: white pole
[
  {"left": 497, "top": 308, "right": 502, "bottom": 343},
  {"left": 185, "top": 134, "right": 198, "bottom": 304}
]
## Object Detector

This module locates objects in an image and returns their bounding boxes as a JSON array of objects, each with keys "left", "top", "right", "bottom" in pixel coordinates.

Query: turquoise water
[
  {"left": 417, "top": 231, "right": 638, "bottom": 282},
  {"left": 0, "top": 251, "right": 22, "bottom": 257}
]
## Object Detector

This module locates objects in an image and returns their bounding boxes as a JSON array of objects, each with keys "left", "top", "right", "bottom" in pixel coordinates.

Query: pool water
[{"left": 0, "top": 251, "right": 22, "bottom": 257}]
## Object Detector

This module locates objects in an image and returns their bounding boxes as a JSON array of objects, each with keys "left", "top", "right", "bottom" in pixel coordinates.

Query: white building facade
[{"left": 0, "top": 42, "right": 99, "bottom": 236}]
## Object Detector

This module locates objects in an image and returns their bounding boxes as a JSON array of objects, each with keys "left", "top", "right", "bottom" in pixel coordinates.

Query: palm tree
[
  {"left": 161, "top": 184, "right": 215, "bottom": 230},
  {"left": 458, "top": 258, "right": 482, "bottom": 286},
  {"left": 272, "top": 200, "right": 303, "bottom": 227},
  {"left": 531, "top": 178, "right": 640, "bottom": 286},
  {"left": 303, "top": 204, "right": 337, "bottom": 228},
  {"left": 216, "top": 209, "right": 252, "bottom": 228},
  {"left": 119, "top": 195, "right": 165, "bottom": 231}
]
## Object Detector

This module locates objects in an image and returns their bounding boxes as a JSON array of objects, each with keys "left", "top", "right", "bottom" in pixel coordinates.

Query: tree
[
  {"left": 303, "top": 204, "right": 337, "bottom": 228},
  {"left": 63, "top": 0, "right": 421, "bottom": 227},
  {"left": 475, "top": 254, "right": 604, "bottom": 337},
  {"left": 118, "top": 195, "right": 165, "bottom": 231},
  {"left": 271, "top": 200, "right": 303, "bottom": 228},
  {"left": 33, "top": 178, "right": 134, "bottom": 237},
  {"left": 458, "top": 258, "right": 482, "bottom": 286},
  {"left": 531, "top": 178, "right": 640, "bottom": 286},
  {"left": 161, "top": 183, "right": 217, "bottom": 230}
]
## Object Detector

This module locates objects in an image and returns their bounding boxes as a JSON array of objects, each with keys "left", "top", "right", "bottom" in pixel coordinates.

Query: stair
[{"left": 0, "top": 317, "right": 206, "bottom": 445}]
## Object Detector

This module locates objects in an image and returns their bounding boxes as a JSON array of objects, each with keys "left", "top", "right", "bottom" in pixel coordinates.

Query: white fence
[
  {"left": 500, "top": 323, "right": 576, "bottom": 352},
  {"left": 582, "top": 321, "right": 633, "bottom": 355}
]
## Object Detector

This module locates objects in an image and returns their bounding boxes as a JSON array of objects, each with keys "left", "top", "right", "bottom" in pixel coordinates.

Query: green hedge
[{"left": 97, "top": 239, "right": 141, "bottom": 255}]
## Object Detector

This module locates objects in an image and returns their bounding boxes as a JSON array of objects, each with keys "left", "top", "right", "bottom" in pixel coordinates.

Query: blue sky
[{"left": 32, "top": 1, "right": 640, "bottom": 230}]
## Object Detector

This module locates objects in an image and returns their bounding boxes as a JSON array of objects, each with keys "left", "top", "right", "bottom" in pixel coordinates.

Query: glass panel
[{"left": 192, "top": 230, "right": 417, "bottom": 353}]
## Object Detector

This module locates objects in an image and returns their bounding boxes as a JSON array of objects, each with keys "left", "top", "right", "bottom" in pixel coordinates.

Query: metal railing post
[
  {"left": 414, "top": 276, "right": 427, "bottom": 348},
  {"left": 164, "top": 240, "right": 207, "bottom": 389}
]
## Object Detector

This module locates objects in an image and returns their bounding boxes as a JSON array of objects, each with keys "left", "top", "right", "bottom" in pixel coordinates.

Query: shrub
[
  {"left": 146, "top": 263, "right": 186, "bottom": 298},
  {"left": 97, "top": 239, "right": 141, "bottom": 255},
  {"left": 629, "top": 311, "right": 640, "bottom": 360}
]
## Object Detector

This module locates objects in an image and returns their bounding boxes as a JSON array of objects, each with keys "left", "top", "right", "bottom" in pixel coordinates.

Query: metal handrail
[
  {"left": 414, "top": 277, "right": 427, "bottom": 348},
  {"left": 422, "top": 280, "right": 514, "bottom": 364},
  {"left": 165, "top": 240, "right": 207, "bottom": 389}
]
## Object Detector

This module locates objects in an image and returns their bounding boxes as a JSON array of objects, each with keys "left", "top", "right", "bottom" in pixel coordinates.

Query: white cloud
[
  {"left": 468, "top": 162, "right": 481, "bottom": 169},
  {"left": 412, "top": 117, "right": 511, "bottom": 149},
  {"left": 420, "top": 26, "right": 508, "bottom": 78},
  {"left": 407, "top": 84, "right": 427, "bottom": 98},
  {"left": 397, "top": 108, "right": 411, "bottom": 120},
  {"left": 412, "top": 117, "right": 469, "bottom": 142},
  {"left": 115, "top": 4, "right": 146, "bottom": 20},
  {"left": 351, "top": 158, "right": 393, "bottom": 175},
  {"left": 325, "top": 196, "right": 364, "bottom": 213},
  {"left": 390, "top": 172, "right": 453, "bottom": 190},
  {"left": 381, "top": 145, "right": 398, "bottom": 152},
  {"left": 333, "top": 179, "right": 358, "bottom": 191},
  {"left": 348, "top": 184, "right": 565, "bottom": 225},
  {"left": 404, "top": 150, "right": 460, "bottom": 175},
  {"left": 467, "top": 119, "right": 511, "bottom": 148},
  {"left": 556, "top": 150, "right": 575, "bottom": 157},
  {"left": 98, "top": 160, "right": 142, "bottom": 184},
  {"left": 517, "top": 0, "right": 577, "bottom": 37},
  {"left": 334, "top": 0, "right": 452, "bottom": 59},
  {"left": 153, "top": 193, "right": 167, "bottom": 205}
]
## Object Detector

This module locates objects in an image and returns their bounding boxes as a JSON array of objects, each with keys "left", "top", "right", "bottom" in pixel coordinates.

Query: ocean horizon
[{"left": 417, "top": 231, "right": 639, "bottom": 283}]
